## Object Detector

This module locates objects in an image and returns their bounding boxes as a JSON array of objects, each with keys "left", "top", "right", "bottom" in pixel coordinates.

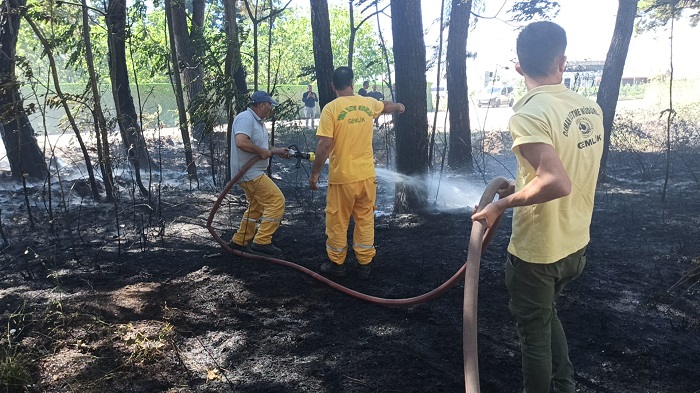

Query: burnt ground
[{"left": 1, "top": 129, "right": 699, "bottom": 393}]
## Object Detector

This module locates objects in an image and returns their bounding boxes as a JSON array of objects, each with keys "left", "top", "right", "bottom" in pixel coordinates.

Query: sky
[
  {"left": 450, "top": 0, "right": 698, "bottom": 81},
  {"left": 291, "top": 0, "right": 699, "bottom": 84}
]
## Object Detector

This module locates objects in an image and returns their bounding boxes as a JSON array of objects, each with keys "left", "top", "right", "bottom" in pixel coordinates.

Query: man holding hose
[
  {"left": 309, "top": 66, "right": 405, "bottom": 279},
  {"left": 472, "top": 22, "right": 603, "bottom": 393},
  {"left": 229, "top": 91, "right": 289, "bottom": 256}
]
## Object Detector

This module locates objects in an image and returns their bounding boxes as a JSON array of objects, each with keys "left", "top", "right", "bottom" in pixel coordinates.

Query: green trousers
[{"left": 505, "top": 247, "right": 587, "bottom": 393}]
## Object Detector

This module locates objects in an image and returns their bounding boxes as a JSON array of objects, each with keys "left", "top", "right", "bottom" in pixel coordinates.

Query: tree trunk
[
  {"left": 310, "top": 0, "right": 334, "bottom": 109},
  {"left": 446, "top": 0, "right": 473, "bottom": 171},
  {"left": 391, "top": 0, "right": 429, "bottom": 213},
  {"left": 347, "top": 0, "right": 355, "bottom": 70},
  {"left": 597, "top": 0, "right": 638, "bottom": 181},
  {"left": 81, "top": 0, "right": 115, "bottom": 201},
  {"left": 224, "top": 0, "right": 249, "bottom": 181},
  {"left": 375, "top": 2, "right": 393, "bottom": 101},
  {"left": 170, "top": 0, "right": 203, "bottom": 105},
  {"left": 0, "top": 0, "right": 46, "bottom": 180},
  {"left": 24, "top": 14, "right": 101, "bottom": 200},
  {"left": 107, "top": 0, "right": 149, "bottom": 196},
  {"left": 224, "top": 0, "right": 249, "bottom": 112},
  {"left": 428, "top": 0, "right": 446, "bottom": 168},
  {"left": 169, "top": 0, "right": 206, "bottom": 140},
  {"left": 165, "top": 0, "right": 198, "bottom": 182},
  {"left": 248, "top": 0, "right": 261, "bottom": 91},
  {"left": 266, "top": 0, "right": 274, "bottom": 91}
]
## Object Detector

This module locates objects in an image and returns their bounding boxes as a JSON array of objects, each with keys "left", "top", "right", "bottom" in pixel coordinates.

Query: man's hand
[
  {"left": 309, "top": 172, "right": 320, "bottom": 191},
  {"left": 309, "top": 136, "right": 332, "bottom": 191},
  {"left": 271, "top": 147, "right": 290, "bottom": 159},
  {"left": 471, "top": 201, "right": 504, "bottom": 229},
  {"left": 382, "top": 101, "right": 406, "bottom": 114},
  {"left": 471, "top": 180, "right": 514, "bottom": 228}
]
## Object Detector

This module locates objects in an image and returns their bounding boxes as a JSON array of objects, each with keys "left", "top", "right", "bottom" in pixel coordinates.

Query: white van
[{"left": 476, "top": 86, "right": 515, "bottom": 108}]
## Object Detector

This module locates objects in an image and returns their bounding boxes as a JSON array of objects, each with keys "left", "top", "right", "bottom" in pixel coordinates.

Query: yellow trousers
[
  {"left": 232, "top": 174, "right": 285, "bottom": 246},
  {"left": 325, "top": 178, "right": 376, "bottom": 265}
]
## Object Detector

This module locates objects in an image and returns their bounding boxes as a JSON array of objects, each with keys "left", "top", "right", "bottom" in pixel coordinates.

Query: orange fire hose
[{"left": 206, "top": 155, "right": 508, "bottom": 392}]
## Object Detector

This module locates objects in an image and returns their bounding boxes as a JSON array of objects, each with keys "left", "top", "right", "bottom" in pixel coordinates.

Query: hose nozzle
[
  {"left": 290, "top": 149, "right": 315, "bottom": 162},
  {"left": 288, "top": 144, "right": 315, "bottom": 168}
]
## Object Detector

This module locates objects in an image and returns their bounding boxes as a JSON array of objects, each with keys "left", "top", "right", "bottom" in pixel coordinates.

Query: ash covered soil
[{"left": 1, "top": 133, "right": 699, "bottom": 393}]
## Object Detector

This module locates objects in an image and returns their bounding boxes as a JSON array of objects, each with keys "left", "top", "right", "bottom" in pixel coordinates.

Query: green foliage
[
  {"left": 1, "top": 313, "right": 32, "bottom": 391},
  {"left": 638, "top": 0, "right": 700, "bottom": 31},
  {"left": 328, "top": 5, "right": 387, "bottom": 81},
  {"left": 127, "top": 3, "right": 170, "bottom": 83},
  {"left": 508, "top": 0, "right": 561, "bottom": 22},
  {"left": 20, "top": 0, "right": 95, "bottom": 84},
  {"left": 0, "top": 347, "right": 31, "bottom": 391},
  {"left": 239, "top": 5, "right": 388, "bottom": 86},
  {"left": 16, "top": 0, "right": 393, "bottom": 135},
  {"left": 619, "top": 83, "right": 648, "bottom": 100}
]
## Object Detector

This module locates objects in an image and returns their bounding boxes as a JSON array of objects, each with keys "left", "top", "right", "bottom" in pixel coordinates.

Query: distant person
[
  {"left": 367, "top": 83, "right": 384, "bottom": 101},
  {"left": 309, "top": 67, "right": 405, "bottom": 279},
  {"left": 229, "top": 91, "right": 290, "bottom": 256},
  {"left": 301, "top": 84, "right": 318, "bottom": 128},
  {"left": 358, "top": 80, "right": 369, "bottom": 97},
  {"left": 472, "top": 21, "right": 604, "bottom": 393},
  {"left": 367, "top": 84, "right": 385, "bottom": 127}
]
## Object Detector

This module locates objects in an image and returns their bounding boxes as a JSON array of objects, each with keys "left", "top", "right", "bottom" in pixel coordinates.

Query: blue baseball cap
[{"left": 250, "top": 91, "right": 279, "bottom": 106}]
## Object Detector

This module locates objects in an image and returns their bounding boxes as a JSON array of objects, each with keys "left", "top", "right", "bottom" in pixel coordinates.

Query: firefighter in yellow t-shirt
[
  {"left": 309, "top": 66, "right": 405, "bottom": 279},
  {"left": 472, "top": 22, "right": 603, "bottom": 393}
]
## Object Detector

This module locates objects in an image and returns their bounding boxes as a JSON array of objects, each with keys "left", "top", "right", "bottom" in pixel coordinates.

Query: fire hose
[{"left": 205, "top": 152, "right": 508, "bottom": 393}]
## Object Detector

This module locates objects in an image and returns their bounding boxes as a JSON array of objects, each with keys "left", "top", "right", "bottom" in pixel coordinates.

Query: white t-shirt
[{"left": 230, "top": 108, "right": 269, "bottom": 182}]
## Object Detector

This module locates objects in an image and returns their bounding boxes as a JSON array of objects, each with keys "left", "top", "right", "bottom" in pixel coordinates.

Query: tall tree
[
  {"left": 596, "top": 0, "right": 639, "bottom": 181},
  {"left": 428, "top": 0, "right": 446, "bottom": 168},
  {"left": 168, "top": 0, "right": 204, "bottom": 104},
  {"left": 170, "top": 0, "right": 206, "bottom": 139},
  {"left": 374, "top": 0, "right": 393, "bottom": 100},
  {"left": 81, "top": 0, "right": 115, "bottom": 201},
  {"left": 165, "top": 0, "right": 197, "bottom": 182},
  {"left": 446, "top": 0, "right": 473, "bottom": 171},
  {"left": 310, "top": 0, "right": 334, "bottom": 108},
  {"left": 224, "top": 0, "right": 249, "bottom": 181},
  {"left": 243, "top": 0, "right": 291, "bottom": 90},
  {"left": 223, "top": 0, "right": 248, "bottom": 114},
  {"left": 346, "top": 0, "right": 388, "bottom": 70},
  {"left": 23, "top": 13, "right": 101, "bottom": 200},
  {"left": 107, "top": 0, "right": 149, "bottom": 196},
  {"left": 0, "top": 0, "right": 46, "bottom": 179},
  {"left": 391, "top": 0, "right": 428, "bottom": 213}
]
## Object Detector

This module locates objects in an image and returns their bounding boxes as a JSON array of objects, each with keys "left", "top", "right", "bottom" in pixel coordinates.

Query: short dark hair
[
  {"left": 516, "top": 21, "right": 567, "bottom": 78},
  {"left": 333, "top": 67, "right": 354, "bottom": 90},
  {"left": 363, "top": 80, "right": 369, "bottom": 87}
]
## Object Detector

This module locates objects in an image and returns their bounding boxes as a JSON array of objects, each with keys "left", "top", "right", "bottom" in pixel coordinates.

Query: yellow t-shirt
[
  {"left": 508, "top": 84, "right": 604, "bottom": 263},
  {"left": 316, "top": 95, "right": 384, "bottom": 184}
]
